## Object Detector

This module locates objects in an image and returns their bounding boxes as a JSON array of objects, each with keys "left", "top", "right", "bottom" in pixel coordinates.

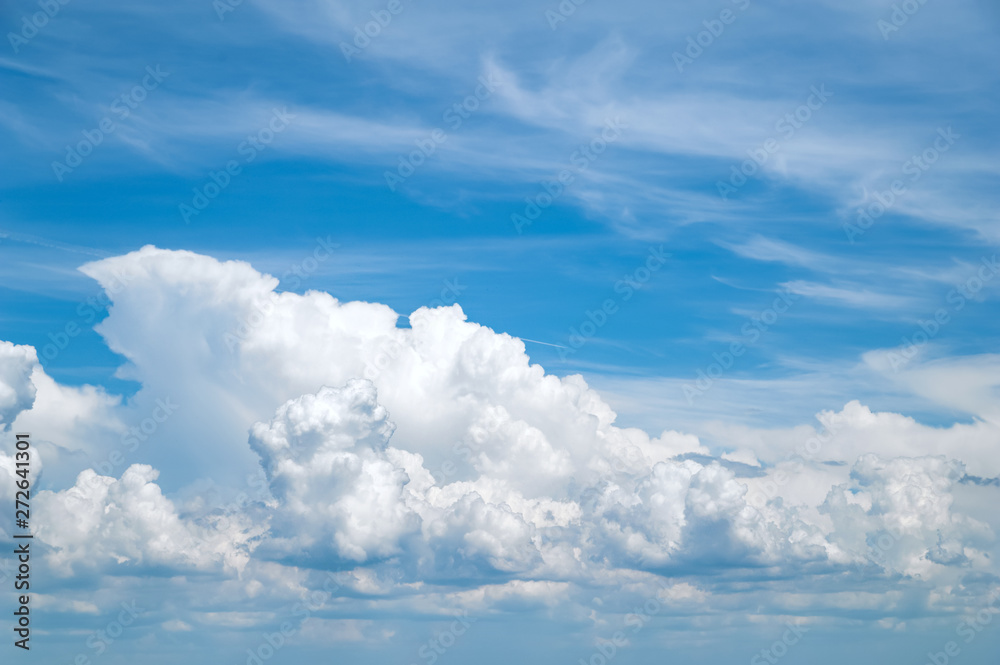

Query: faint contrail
[
  {"left": 519, "top": 337, "right": 568, "bottom": 349},
  {"left": 0, "top": 228, "right": 110, "bottom": 258}
]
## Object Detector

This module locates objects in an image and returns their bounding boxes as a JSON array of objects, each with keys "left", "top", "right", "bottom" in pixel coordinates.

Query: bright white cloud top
[{"left": 0, "top": 247, "right": 997, "bottom": 663}]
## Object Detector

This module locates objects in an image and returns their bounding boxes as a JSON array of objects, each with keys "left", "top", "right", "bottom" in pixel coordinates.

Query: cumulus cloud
[
  {"left": 0, "top": 340, "right": 38, "bottom": 428},
  {"left": 246, "top": 378, "right": 778, "bottom": 578},
  {"left": 2, "top": 246, "right": 998, "bottom": 635},
  {"left": 821, "top": 455, "right": 994, "bottom": 577},
  {"left": 34, "top": 464, "right": 264, "bottom": 575},
  {"left": 249, "top": 380, "right": 419, "bottom": 562}
]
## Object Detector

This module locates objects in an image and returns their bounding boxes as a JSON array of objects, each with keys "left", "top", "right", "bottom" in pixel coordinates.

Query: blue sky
[
  {"left": 2, "top": 0, "right": 998, "bottom": 429},
  {"left": 1, "top": 0, "right": 999, "bottom": 663}
]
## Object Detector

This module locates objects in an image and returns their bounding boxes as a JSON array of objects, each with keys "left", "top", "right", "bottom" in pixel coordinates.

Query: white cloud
[
  {"left": 0, "top": 341, "right": 38, "bottom": 428},
  {"left": 780, "top": 280, "right": 915, "bottom": 309},
  {"left": 821, "top": 454, "right": 994, "bottom": 578},
  {"left": 34, "top": 464, "right": 264, "bottom": 575},
  {"left": 162, "top": 619, "right": 193, "bottom": 631},
  {"left": 2, "top": 246, "right": 997, "bottom": 631},
  {"left": 249, "top": 380, "right": 419, "bottom": 562},
  {"left": 865, "top": 351, "right": 1000, "bottom": 426}
]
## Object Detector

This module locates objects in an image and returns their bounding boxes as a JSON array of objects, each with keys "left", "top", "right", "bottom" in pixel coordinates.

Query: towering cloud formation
[{"left": 0, "top": 246, "right": 995, "bottom": 637}]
